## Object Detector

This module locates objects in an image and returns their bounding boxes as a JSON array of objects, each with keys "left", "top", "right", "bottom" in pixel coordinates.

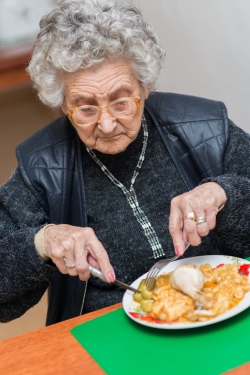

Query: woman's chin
[{"left": 93, "top": 137, "right": 132, "bottom": 154}]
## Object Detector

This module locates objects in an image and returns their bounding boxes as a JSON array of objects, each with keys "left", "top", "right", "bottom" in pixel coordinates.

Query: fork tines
[{"left": 145, "top": 267, "right": 160, "bottom": 290}]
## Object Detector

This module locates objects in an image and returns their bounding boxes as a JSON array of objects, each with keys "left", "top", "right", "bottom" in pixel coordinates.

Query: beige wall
[{"left": 135, "top": 0, "right": 250, "bottom": 131}]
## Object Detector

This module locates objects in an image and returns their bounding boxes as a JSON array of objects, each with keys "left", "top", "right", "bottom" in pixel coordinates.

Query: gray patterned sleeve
[
  {"left": 0, "top": 169, "right": 55, "bottom": 322},
  {"left": 201, "top": 120, "right": 250, "bottom": 258}
]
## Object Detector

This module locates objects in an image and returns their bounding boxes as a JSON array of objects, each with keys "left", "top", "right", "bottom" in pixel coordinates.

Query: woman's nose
[{"left": 97, "top": 111, "right": 116, "bottom": 132}]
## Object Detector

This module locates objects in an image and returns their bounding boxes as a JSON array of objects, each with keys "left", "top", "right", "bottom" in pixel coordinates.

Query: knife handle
[{"left": 89, "top": 265, "right": 107, "bottom": 282}]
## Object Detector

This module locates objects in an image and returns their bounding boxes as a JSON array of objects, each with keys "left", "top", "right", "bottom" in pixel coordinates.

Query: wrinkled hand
[
  {"left": 169, "top": 182, "right": 227, "bottom": 256},
  {"left": 43, "top": 224, "right": 115, "bottom": 282}
]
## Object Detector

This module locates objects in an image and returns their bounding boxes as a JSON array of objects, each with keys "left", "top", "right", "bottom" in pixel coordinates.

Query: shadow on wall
[{"left": 0, "top": 83, "right": 61, "bottom": 340}]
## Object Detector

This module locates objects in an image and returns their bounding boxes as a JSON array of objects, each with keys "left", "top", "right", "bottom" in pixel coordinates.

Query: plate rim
[{"left": 122, "top": 255, "right": 250, "bottom": 329}]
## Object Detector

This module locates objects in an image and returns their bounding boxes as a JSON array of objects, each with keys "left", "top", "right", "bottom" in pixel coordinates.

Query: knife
[{"left": 89, "top": 265, "right": 140, "bottom": 293}]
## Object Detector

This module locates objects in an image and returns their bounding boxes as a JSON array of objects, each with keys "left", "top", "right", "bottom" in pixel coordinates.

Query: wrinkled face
[{"left": 62, "top": 60, "right": 148, "bottom": 154}]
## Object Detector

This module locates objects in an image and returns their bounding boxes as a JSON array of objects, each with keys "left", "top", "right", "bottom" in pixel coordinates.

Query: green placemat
[{"left": 71, "top": 307, "right": 250, "bottom": 375}]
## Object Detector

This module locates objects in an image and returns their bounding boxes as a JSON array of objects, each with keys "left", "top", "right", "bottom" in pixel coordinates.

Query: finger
[
  {"left": 84, "top": 228, "right": 115, "bottom": 282},
  {"left": 87, "top": 255, "right": 100, "bottom": 269},
  {"left": 183, "top": 214, "right": 201, "bottom": 246},
  {"left": 182, "top": 199, "right": 203, "bottom": 246},
  {"left": 74, "top": 239, "right": 92, "bottom": 281},
  {"left": 195, "top": 211, "right": 209, "bottom": 237},
  {"left": 194, "top": 201, "right": 217, "bottom": 236},
  {"left": 62, "top": 236, "right": 78, "bottom": 276},
  {"left": 63, "top": 257, "right": 78, "bottom": 276},
  {"left": 171, "top": 192, "right": 201, "bottom": 247},
  {"left": 182, "top": 230, "right": 189, "bottom": 245},
  {"left": 196, "top": 222, "right": 209, "bottom": 237},
  {"left": 196, "top": 202, "right": 216, "bottom": 232},
  {"left": 205, "top": 206, "right": 218, "bottom": 230},
  {"left": 49, "top": 246, "right": 68, "bottom": 275},
  {"left": 53, "top": 260, "right": 68, "bottom": 274},
  {"left": 72, "top": 227, "right": 115, "bottom": 282},
  {"left": 48, "top": 234, "right": 78, "bottom": 276},
  {"left": 169, "top": 198, "right": 187, "bottom": 255}
]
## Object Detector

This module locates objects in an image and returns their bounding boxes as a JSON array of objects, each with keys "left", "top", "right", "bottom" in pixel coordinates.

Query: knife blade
[{"left": 89, "top": 265, "right": 140, "bottom": 293}]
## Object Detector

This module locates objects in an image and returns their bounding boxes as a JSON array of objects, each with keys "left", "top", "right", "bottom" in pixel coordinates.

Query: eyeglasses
[{"left": 67, "top": 96, "right": 141, "bottom": 126}]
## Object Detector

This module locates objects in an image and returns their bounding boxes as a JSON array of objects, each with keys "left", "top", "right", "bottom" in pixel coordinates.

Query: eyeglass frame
[{"left": 66, "top": 96, "right": 141, "bottom": 126}]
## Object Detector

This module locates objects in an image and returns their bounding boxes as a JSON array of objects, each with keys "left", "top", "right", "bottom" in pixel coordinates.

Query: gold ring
[
  {"left": 183, "top": 212, "right": 196, "bottom": 221},
  {"left": 65, "top": 263, "right": 76, "bottom": 269},
  {"left": 63, "top": 257, "right": 76, "bottom": 269}
]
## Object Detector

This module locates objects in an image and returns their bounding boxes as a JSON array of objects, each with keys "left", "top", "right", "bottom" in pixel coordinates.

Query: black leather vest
[{"left": 16, "top": 92, "right": 229, "bottom": 325}]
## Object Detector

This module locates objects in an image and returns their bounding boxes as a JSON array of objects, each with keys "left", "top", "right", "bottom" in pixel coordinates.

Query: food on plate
[
  {"left": 170, "top": 264, "right": 211, "bottom": 309},
  {"left": 133, "top": 280, "right": 154, "bottom": 313},
  {"left": 133, "top": 263, "right": 250, "bottom": 323}
]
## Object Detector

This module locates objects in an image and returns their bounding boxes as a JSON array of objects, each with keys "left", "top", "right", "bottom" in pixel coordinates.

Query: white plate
[{"left": 122, "top": 255, "right": 250, "bottom": 329}]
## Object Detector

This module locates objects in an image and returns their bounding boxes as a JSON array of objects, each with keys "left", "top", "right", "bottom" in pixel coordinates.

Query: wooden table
[
  {"left": 0, "top": 302, "right": 250, "bottom": 375},
  {"left": 0, "top": 303, "right": 121, "bottom": 375}
]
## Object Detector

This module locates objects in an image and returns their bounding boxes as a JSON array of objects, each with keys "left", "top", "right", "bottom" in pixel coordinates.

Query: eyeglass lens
[{"left": 72, "top": 98, "right": 138, "bottom": 125}]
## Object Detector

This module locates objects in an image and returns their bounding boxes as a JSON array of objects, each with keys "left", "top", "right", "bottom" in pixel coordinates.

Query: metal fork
[
  {"left": 145, "top": 242, "right": 190, "bottom": 290},
  {"left": 144, "top": 203, "right": 225, "bottom": 290}
]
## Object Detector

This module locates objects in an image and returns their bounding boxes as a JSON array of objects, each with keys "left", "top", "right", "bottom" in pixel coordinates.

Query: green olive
[
  {"left": 133, "top": 292, "right": 142, "bottom": 303},
  {"left": 138, "top": 279, "right": 146, "bottom": 291},
  {"left": 140, "top": 299, "right": 153, "bottom": 313},
  {"left": 141, "top": 289, "right": 153, "bottom": 300}
]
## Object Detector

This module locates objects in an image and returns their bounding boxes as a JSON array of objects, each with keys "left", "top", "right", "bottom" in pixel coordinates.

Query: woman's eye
[
  {"left": 80, "top": 107, "right": 97, "bottom": 116},
  {"left": 113, "top": 101, "right": 128, "bottom": 110},
  {"left": 118, "top": 101, "right": 127, "bottom": 106}
]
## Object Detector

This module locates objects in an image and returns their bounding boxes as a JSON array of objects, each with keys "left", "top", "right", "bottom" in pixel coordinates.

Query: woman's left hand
[{"left": 169, "top": 182, "right": 227, "bottom": 256}]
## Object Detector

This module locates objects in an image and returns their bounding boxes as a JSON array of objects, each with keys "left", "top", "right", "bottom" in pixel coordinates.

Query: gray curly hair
[{"left": 27, "top": 0, "right": 166, "bottom": 108}]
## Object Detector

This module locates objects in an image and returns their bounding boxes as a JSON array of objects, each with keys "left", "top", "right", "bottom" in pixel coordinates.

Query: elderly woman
[{"left": 0, "top": 0, "right": 250, "bottom": 325}]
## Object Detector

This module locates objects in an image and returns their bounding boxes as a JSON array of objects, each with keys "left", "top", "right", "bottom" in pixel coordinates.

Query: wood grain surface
[
  {"left": 0, "top": 301, "right": 248, "bottom": 375},
  {"left": 0, "top": 303, "right": 121, "bottom": 375},
  {"left": 220, "top": 362, "right": 250, "bottom": 375}
]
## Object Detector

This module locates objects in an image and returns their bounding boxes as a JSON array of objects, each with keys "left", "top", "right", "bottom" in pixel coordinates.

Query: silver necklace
[{"left": 86, "top": 116, "right": 165, "bottom": 259}]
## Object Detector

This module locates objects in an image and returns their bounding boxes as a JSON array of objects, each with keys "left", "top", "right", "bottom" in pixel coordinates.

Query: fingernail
[
  {"left": 175, "top": 248, "right": 182, "bottom": 257},
  {"left": 108, "top": 273, "right": 115, "bottom": 282}
]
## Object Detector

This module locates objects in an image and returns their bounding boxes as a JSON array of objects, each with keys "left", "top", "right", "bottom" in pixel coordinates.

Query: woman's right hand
[{"left": 41, "top": 224, "right": 115, "bottom": 282}]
